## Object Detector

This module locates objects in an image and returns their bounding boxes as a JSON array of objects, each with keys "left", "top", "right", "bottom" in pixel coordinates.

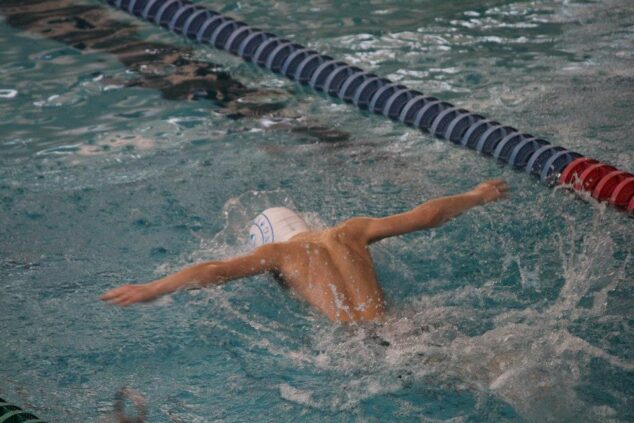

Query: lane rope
[{"left": 105, "top": 0, "right": 634, "bottom": 214}]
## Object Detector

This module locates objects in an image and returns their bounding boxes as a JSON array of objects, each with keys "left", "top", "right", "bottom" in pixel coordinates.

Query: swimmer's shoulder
[
  {"left": 285, "top": 230, "right": 326, "bottom": 243},
  {"left": 331, "top": 217, "right": 374, "bottom": 245},
  {"left": 277, "top": 230, "right": 331, "bottom": 254},
  {"left": 278, "top": 224, "right": 368, "bottom": 252}
]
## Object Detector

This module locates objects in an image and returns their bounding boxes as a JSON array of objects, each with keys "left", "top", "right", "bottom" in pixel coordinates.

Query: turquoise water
[{"left": 1, "top": 0, "right": 633, "bottom": 421}]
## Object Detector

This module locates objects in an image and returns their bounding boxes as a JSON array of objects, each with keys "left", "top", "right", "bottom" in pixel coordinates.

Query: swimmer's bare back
[{"left": 101, "top": 180, "right": 508, "bottom": 322}]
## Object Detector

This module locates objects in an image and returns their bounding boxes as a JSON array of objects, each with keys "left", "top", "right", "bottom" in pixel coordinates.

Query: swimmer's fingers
[
  {"left": 484, "top": 179, "right": 509, "bottom": 192},
  {"left": 100, "top": 284, "right": 156, "bottom": 306},
  {"left": 100, "top": 285, "right": 131, "bottom": 301},
  {"left": 473, "top": 179, "right": 509, "bottom": 203},
  {"left": 497, "top": 181, "right": 510, "bottom": 200},
  {"left": 102, "top": 289, "right": 143, "bottom": 307},
  {"left": 494, "top": 181, "right": 510, "bottom": 199},
  {"left": 492, "top": 179, "right": 509, "bottom": 191},
  {"left": 106, "top": 289, "right": 135, "bottom": 306}
]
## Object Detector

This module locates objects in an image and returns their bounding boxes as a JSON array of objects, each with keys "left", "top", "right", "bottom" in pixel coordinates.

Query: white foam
[
  {"left": 177, "top": 189, "right": 631, "bottom": 421},
  {"left": 0, "top": 89, "right": 18, "bottom": 99},
  {"left": 279, "top": 383, "right": 315, "bottom": 407}
]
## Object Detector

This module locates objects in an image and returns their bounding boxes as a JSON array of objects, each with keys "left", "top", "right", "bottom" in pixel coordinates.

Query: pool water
[{"left": 1, "top": 0, "right": 632, "bottom": 421}]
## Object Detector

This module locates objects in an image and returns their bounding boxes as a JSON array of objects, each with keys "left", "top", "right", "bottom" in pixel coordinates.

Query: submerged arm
[
  {"left": 346, "top": 179, "right": 508, "bottom": 243},
  {"left": 100, "top": 244, "right": 280, "bottom": 306}
]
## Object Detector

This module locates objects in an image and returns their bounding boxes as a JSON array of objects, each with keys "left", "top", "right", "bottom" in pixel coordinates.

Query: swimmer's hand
[
  {"left": 100, "top": 283, "right": 159, "bottom": 307},
  {"left": 472, "top": 179, "right": 509, "bottom": 204}
]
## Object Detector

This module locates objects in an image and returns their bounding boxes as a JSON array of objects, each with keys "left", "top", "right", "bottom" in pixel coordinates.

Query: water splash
[{"left": 190, "top": 195, "right": 632, "bottom": 421}]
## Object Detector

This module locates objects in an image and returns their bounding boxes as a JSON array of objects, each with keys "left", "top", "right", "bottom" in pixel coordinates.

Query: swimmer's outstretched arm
[
  {"left": 100, "top": 244, "right": 280, "bottom": 306},
  {"left": 347, "top": 179, "right": 508, "bottom": 243}
]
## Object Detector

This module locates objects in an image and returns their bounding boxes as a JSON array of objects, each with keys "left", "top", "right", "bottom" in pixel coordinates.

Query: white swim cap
[{"left": 248, "top": 207, "right": 310, "bottom": 247}]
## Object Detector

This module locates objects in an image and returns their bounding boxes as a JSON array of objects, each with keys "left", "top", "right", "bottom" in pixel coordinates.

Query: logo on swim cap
[
  {"left": 248, "top": 213, "right": 275, "bottom": 248},
  {"left": 248, "top": 207, "right": 309, "bottom": 248}
]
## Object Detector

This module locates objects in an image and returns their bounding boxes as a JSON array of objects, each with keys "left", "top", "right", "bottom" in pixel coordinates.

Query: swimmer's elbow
[
  {"left": 200, "top": 263, "right": 224, "bottom": 285},
  {"left": 211, "top": 245, "right": 282, "bottom": 284},
  {"left": 421, "top": 206, "right": 447, "bottom": 228},
  {"left": 361, "top": 207, "right": 445, "bottom": 242}
]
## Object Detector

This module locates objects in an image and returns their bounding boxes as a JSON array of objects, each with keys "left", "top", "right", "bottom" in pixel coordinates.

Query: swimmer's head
[{"left": 248, "top": 207, "right": 310, "bottom": 248}]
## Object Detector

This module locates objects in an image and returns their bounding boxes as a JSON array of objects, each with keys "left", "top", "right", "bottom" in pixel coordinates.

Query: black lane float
[{"left": 0, "top": 398, "right": 45, "bottom": 423}]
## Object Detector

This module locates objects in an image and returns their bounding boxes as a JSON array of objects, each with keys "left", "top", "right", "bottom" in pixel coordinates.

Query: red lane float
[
  {"left": 574, "top": 163, "right": 617, "bottom": 191},
  {"left": 610, "top": 177, "right": 634, "bottom": 208},
  {"left": 558, "top": 157, "right": 634, "bottom": 213},
  {"left": 559, "top": 158, "right": 598, "bottom": 185},
  {"left": 591, "top": 171, "right": 632, "bottom": 201}
]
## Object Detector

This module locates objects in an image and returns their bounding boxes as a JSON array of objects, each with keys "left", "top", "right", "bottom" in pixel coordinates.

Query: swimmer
[{"left": 101, "top": 179, "right": 508, "bottom": 322}]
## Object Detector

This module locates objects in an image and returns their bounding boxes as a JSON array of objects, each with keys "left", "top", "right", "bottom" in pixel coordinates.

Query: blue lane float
[{"left": 105, "top": 0, "right": 634, "bottom": 213}]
